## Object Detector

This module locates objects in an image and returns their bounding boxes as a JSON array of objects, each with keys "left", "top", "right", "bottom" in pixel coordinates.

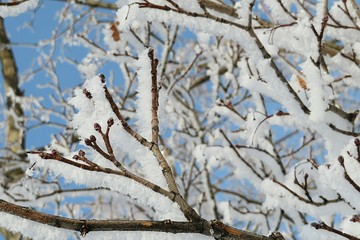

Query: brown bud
[
  {"left": 83, "top": 88, "right": 92, "bottom": 99},
  {"left": 350, "top": 215, "right": 360, "bottom": 222},
  {"left": 78, "top": 150, "right": 85, "bottom": 157},
  {"left": 51, "top": 149, "right": 58, "bottom": 156},
  {"left": 84, "top": 138, "right": 92, "bottom": 146},
  {"left": 73, "top": 155, "right": 79, "bottom": 160},
  {"left": 107, "top": 117, "right": 114, "bottom": 127},
  {"left": 276, "top": 111, "right": 289, "bottom": 116},
  {"left": 338, "top": 156, "right": 344, "bottom": 165},
  {"left": 94, "top": 123, "right": 101, "bottom": 132},
  {"left": 90, "top": 135, "right": 96, "bottom": 142},
  {"left": 311, "top": 222, "right": 320, "bottom": 229},
  {"left": 99, "top": 74, "right": 105, "bottom": 83},
  {"left": 323, "top": 15, "right": 328, "bottom": 22},
  {"left": 354, "top": 138, "right": 360, "bottom": 147}
]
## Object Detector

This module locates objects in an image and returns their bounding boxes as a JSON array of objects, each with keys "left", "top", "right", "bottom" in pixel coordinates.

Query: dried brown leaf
[
  {"left": 297, "top": 75, "right": 307, "bottom": 90},
  {"left": 110, "top": 21, "right": 120, "bottom": 42}
]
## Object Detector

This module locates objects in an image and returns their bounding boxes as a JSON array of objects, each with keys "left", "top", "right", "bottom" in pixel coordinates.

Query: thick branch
[
  {"left": 0, "top": 199, "right": 280, "bottom": 240},
  {"left": 0, "top": 199, "right": 204, "bottom": 234}
]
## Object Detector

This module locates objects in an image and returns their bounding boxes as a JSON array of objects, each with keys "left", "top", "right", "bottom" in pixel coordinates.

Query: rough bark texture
[
  {"left": 0, "top": 17, "right": 25, "bottom": 167},
  {"left": 0, "top": 17, "right": 25, "bottom": 240},
  {"left": 0, "top": 199, "right": 282, "bottom": 240}
]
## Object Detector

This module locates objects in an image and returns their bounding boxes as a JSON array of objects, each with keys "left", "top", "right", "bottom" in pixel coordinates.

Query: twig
[
  {"left": 338, "top": 155, "right": 360, "bottom": 193},
  {"left": 311, "top": 221, "right": 360, "bottom": 240},
  {"left": 220, "top": 129, "right": 264, "bottom": 180},
  {"left": 101, "top": 74, "right": 152, "bottom": 148},
  {"left": 271, "top": 178, "right": 343, "bottom": 206},
  {"left": 149, "top": 49, "right": 160, "bottom": 144},
  {"left": 0, "top": 0, "right": 28, "bottom": 6}
]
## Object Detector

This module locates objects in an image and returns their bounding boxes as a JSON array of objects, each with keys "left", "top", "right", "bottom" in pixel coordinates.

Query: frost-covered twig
[
  {"left": 271, "top": 178, "right": 343, "bottom": 206},
  {"left": 29, "top": 149, "right": 174, "bottom": 199},
  {"left": 147, "top": 49, "right": 182, "bottom": 197},
  {"left": 101, "top": 74, "right": 152, "bottom": 148},
  {"left": 84, "top": 118, "right": 125, "bottom": 170},
  {"left": 137, "top": 1, "right": 248, "bottom": 30},
  {"left": 102, "top": 70, "right": 182, "bottom": 198},
  {"left": 338, "top": 141, "right": 360, "bottom": 193},
  {"left": 149, "top": 49, "right": 160, "bottom": 144},
  {"left": 329, "top": 123, "right": 360, "bottom": 137},
  {"left": 220, "top": 129, "right": 264, "bottom": 180},
  {"left": 54, "top": 0, "right": 118, "bottom": 9},
  {"left": 311, "top": 221, "right": 360, "bottom": 240}
]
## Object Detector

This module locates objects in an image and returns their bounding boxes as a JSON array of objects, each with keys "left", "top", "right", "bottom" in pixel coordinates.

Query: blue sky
[
  {"left": 1, "top": 1, "right": 76, "bottom": 149},
  {"left": 0, "top": 1, "right": 118, "bottom": 150}
]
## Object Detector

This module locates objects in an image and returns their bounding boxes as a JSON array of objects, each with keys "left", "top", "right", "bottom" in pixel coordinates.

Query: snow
[
  {"left": 300, "top": 224, "right": 347, "bottom": 240},
  {"left": 299, "top": 59, "right": 329, "bottom": 122},
  {"left": 68, "top": 74, "right": 168, "bottom": 189},
  {"left": 0, "top": 211, "right": 212, "bottom": 240},
  {"left": 27, "top": 153, "right": 185, "bottom": 221},
  {"left": 319, "top": 139, "right": 360, "bottom": 210},
  {"left": 341, "top": 216, "right": 360, "bottom": 238},
  {"left": 135, "top": 49, "right": 153, "bottom": 140},
  {"left": 2, "top": 0, "right": 359, "bottom": 239},
  {"left": 0, "top": 211, "right": 73, "bottom": 240},
  {"left": 85, "top": 231, "right": 213, "bottom": 240},
  {"left": 0, "top": 0, "right": 39, "bottom": 18}
]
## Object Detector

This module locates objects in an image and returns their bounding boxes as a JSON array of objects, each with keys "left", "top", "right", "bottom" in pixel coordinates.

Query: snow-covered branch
[{"left": 0, "top": 0, "right": 359, "bottom": 239}]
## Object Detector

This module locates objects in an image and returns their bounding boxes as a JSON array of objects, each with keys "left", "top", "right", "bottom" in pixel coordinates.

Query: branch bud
[
  {"left": 73, "top": 155, "right": 79, "bottom": 160},
  {"left": 338, "top": 156, "right": 344, "bottom": 165},
  {"left": 78, "top": 150, "right": 85, "bottom": 157},
  {"left": 311, "top": 222, "right": 320, "bottom": 229},
  {"left": 84, "top": 138, "right": 92, "bottom": 146},
  {"left": 350, "top": 215, "right": 360, "bottom": 222},
  {"left": 99, "top": 74, "right": 105, "bottom": 83},
  {"left": 94, "top": 123, "right": 102, "bottom": 132},
  {"left": 90, "top": 135, "right": 96, "bottom": 142},
  {"left": 354, "top": 138, "right": 359, "bottom": 147},
  {"left": 51, "top": 149, "right": 58, "bottom": 156},
  {"left": 107, "top": 117, "right": 114, "bottom": 127},
  {"left": 83, "top": 88, "right": 92, "bottom": 99}
]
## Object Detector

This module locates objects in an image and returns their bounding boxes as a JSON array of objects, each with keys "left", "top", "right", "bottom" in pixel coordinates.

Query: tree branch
[
  {"left": 311, "top": 221, "right": 360, "bottom": 240},
  {"left": 0, "top": 17, "right": 25, "bottom": 161},
  {"left": 149, "top": 48, "right": 160, "bottom": 144},
  {"left": 52, "top": 0, "right": 118, "bottom": 9},
  {"left": 0, "top": 199, "right": 281, "bottom": 240}
]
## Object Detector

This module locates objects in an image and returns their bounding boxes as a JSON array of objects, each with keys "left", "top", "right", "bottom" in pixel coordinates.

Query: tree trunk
[{"left": 0, "top": 16, "right": 26, "bottom": 240}]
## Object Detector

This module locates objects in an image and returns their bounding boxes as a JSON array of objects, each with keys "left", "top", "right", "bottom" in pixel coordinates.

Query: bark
[
  {"left": 0, "top": 17, "right": 26, "bottom": 240},
  {"left": 0, "top": 199, "right": 282, "bottom": 240},
  {"left": 0, "top": 17, "right": 25, "bottom": 166}
]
